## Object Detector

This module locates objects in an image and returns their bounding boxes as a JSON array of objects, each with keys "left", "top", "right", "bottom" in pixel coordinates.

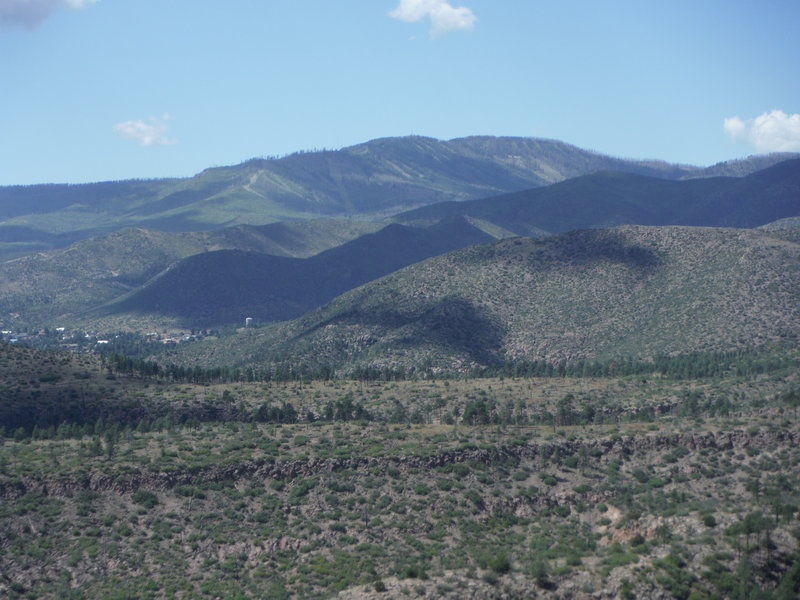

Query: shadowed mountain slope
[
  {"left": 165, "top": 226, "right": 800, "bottom": 374},
  {"left": 0, "top": 219, "right": 381, "bottom": 327},
  {"left": 394, "top": 158, "right": 800, "bottom": 234},
  {"left": 90, "top": 217, "right": 496, "bottom": 329}
]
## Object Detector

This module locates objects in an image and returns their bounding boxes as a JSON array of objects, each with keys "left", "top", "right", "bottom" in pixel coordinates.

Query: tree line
[{"left": 107, "top": 346, "right": 797, "bottom": 384}]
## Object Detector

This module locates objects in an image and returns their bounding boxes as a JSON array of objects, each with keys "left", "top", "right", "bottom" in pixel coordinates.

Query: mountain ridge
[
  {"left": 0, "top": 135, "right": 716, "bottom": 258},
  {"left": 393, "top": 158, "right": 800, "bottom": 234}
]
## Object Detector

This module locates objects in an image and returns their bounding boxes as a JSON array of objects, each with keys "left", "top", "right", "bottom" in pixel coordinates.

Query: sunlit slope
[{"left": 168, "top": 226, "right": 800, "bottom": 373}]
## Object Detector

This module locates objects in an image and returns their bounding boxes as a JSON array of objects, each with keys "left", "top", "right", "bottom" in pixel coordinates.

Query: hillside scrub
[
  {"left": 1, "top": 416, "right": 799, "bottom": 599},
  {"left": 161, "top": 226, "right": 800, "bottom": 375}
]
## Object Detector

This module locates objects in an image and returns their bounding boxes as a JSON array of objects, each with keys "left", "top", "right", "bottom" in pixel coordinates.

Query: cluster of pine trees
[
  {"left": 107, "top": 346, "right": 796, "bottom": 385},
  {"left": 492, "top": 349, "right": 796, "bottom": 380}
]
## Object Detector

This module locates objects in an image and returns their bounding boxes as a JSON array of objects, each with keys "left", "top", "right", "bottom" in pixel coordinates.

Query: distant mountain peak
[{"left": 2, "top": 135, "right": 792, "bottom": 261}]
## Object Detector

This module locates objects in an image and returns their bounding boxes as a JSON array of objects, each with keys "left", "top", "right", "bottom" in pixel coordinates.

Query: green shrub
[
  {"left": 703, "top": 514, "right": 717, "bottom": 528},
  {"left": 289, "top": 477, "right": 317, "bottom": 499},
  {"left": 547, "top": 504, "right": 568, "bottom": 518},
  {"left": 414, "top": 483, "right": 430, "bottom": 495},
  {"left": 489, "top": 554, "right": 511, "bottom": 574},
  {"left": 604, "top": 552, "right": 639, "bottom": 569},
  {"left": 132, "top": 490, "right": 158, "bottom": 510},
  {"left": 540, "top": 473, "right": 558, "bottom": 487},
  {"left": 464, "top": 489, "right": 483, "bottom": 509},
  {"left": 566, "top": 553, "right": 582, "bottom": 566},
  {"left": 402, "top": 565, "right": 425, "bottom": 579},
  {"left": 530, "top": 559, "right": 550, "bottom": 588},
  {"left": 175, "top": 485, "right": 206, "bottom": 499}
]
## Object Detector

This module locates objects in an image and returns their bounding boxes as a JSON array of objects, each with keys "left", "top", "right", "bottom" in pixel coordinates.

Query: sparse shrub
[
  {"left": 451, "top": 463, "right": 471, "bottom": 477},
  {"left": 620, "top": 578, "right": 635, "bottom": 599},
  {"left": 482, "top": 571, "right": 498, "bottom": 585},
  {"left": 402, "top": 565, "right": 424, "bottom": 579},
  {"left": 553, "top": 505, "right": 571, "bottom": 518},
  {"left": 530, "top": 559, "right": 550, "bottom": 589},
  {"left": 464, "top": 489, "right": 484, "bottom": 509},
  {"left": 175, "top": 485, "right": 206, "bottom": 499},
  {"left": 132, "top": 490, "right": 158, "bottom": 510},
  {"left": 489, "top": 554, "right": 511, "bottom": 574},
  {"left": 567, "top": 553, "right": 582, "bottom": 566},
  {"left": 414, "top": 483, "right": 430, "bottom": 495},
  {"left": 289, "top": 477, "right": 317, "bottom": 499},
  {"left": 630, "top": 533, "right": 646, "bottom": 546},
  {"left": 540, "top": 473, "right": 557, "bottom": 487}
]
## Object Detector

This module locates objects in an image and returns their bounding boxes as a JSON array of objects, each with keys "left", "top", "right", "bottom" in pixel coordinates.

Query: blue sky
[{"left": 1, "top": 0, "right": 799, "bottom": 185}]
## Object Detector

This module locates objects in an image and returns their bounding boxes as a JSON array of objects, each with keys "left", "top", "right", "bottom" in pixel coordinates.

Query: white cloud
[
  {"left": 390, "top": 0, "right": 476, "bottom": 37},
  {"left": 0, "top": 0, "right": 99, "bottom": 29},
  {"left": 114, "top": 114, "right": 177, "bottom": 147},
  {"left": 724, "top": 109, "right": 800, "bottom": 153}
]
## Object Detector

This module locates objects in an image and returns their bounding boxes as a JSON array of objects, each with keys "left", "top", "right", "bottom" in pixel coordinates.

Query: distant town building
[{"left": 245, "top": 317, "right": 253, "bottom": 328}]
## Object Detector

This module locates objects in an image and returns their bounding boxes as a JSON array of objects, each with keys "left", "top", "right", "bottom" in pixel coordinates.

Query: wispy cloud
[
  {"left": 724, "top": 110, "right": 800, "bottom": 153},
  {"left": 389, "top": 0, "right": 476, "bottom": 37},
  {"left": 0, "top": 0, "right": 99, "bottom": 30},
  {"left": 114, "top": 114, "right": 177, "bottom": 147}
]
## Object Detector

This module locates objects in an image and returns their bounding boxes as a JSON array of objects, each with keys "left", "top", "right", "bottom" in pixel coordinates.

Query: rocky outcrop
[{"left": 1, "top": 429, "right": 795, "bottom": 500}]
